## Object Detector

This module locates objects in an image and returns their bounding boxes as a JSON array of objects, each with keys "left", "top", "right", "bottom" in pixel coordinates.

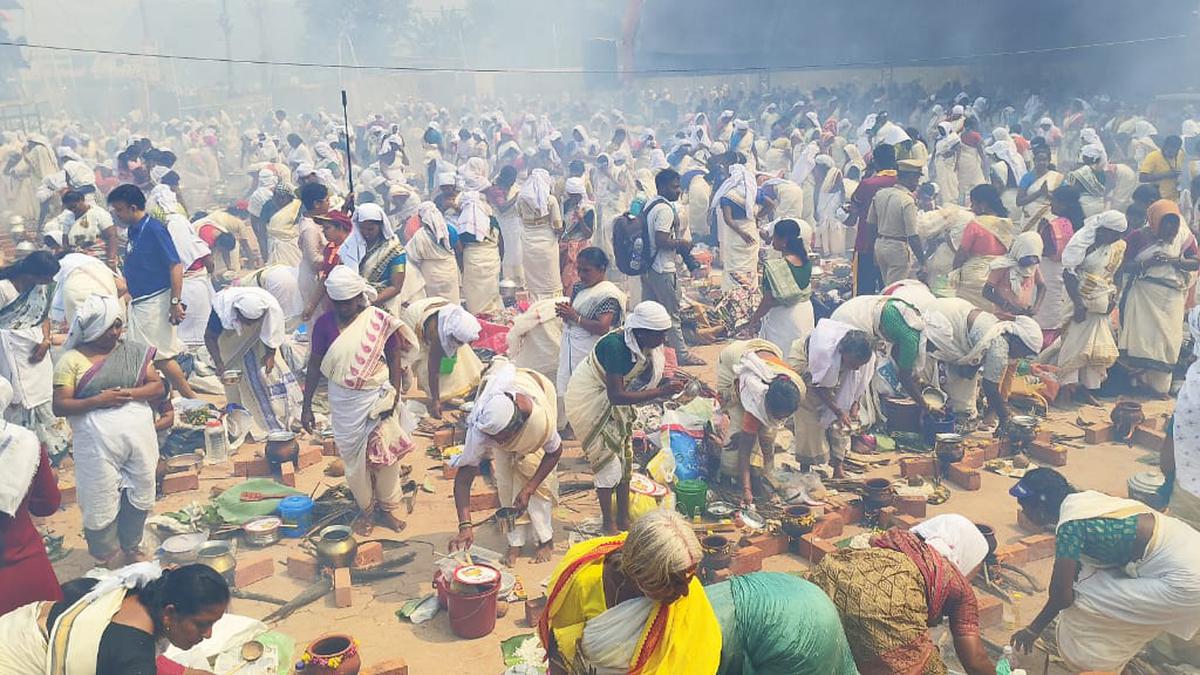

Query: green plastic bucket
[{"left": 674, "top": 479, "right": 708, "bottom": 518}]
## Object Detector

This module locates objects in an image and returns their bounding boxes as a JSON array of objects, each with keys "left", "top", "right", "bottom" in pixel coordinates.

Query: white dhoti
[
  {"left": 178, "top": 272, "right": 214, "bottom": 347},
  {"left": 498, "top": 210, "right": 525, "bottom": 286},
  {"left": 493, "top": 448, "right": 554, "bottom": 547},
  {"left": 128, "top": 290, "right": 184, "bottom": 360},
  {"left": 327, "top": 382, "right": 405, "bottom": 512},
  {"left": 522, "top": 225, "right": 562, "bottom": 302},
  {"left": 462, "top": 241, "right": 502, "bottom": 315},
  {"left": 1058, "top": 515, "right": 1200, "bottom": 672},
  {"left": 759, "top": 300, "right": 814, "bottom": 354},
  {"left": 69, "top": 402, "right": 158, "bottom": 531}
]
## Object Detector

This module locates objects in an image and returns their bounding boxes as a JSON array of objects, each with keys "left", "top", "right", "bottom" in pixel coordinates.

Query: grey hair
[{"left": 619, "top": 509, "right": 702, "bottom": 597}]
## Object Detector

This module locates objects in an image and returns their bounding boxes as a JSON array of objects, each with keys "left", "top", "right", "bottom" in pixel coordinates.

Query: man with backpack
[{"left": 642, "top": 169, "right": 706, "bottom": 366}]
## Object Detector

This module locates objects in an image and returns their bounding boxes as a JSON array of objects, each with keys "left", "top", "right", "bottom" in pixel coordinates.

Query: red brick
[
  {"left": 352, "top": 541, "right": 384, "bottom": 569},
  {"left": 797, "top": 533, "right": 838, "bottom": 563},
  {"left": 977, "top": 592, "right": 1004, "bottom": 629},
  {"left": 812, "top": 513, "right": 845, "bottom": 539},
  {"left": 321, "top": 438, "right": 338, "bottom": 456},
  {"left": 296, "top": 445, "right": 323, "bottom": 471},
  {"left": 884, "top": 511, "right": 922, "bottom": 530},
  {"left": 362, "top": 659, "right": 408, "bottom": 675},
  {"left": 746, "top": 532, "right": 789, "bottom": 558},
  {"left": 1084, "top": 424, "right": 1113, "bottom": 444},
  {"left": 1035, "top": 430, "right": 1052, "bottom": 445},
  {"left": 432, "top": 428, "right": 455, "bottom": 446},
  {"left": 994, "top": 543, "right": 1029, "bottom": 566},
  {"left": 1028, "top": 442, "right": 1068, "bottom": 467},
  {"left": 333, "top": 567, "right": 352, "bottom": 607},
  {"left": 960, "top": 449, "right": 985, "bottom": 469},
  {"left": 453, "top": 426, "right": 467, "bottom": 444},
  {"left": 287, "top": 553, "right": 319, "bottom": 582},
  {"left": 1134, "top": 426, "right": 1167, "bottom": 452},
  {"left": 524, "top": 595, "right": 547, "bottom": 627},
  {"left": 947, "top": 463, "right": 981, "bottom": 491},
  {"left": 442, "top": 461, "right": 458, "bottom": 481},
  {"left": 981, "top": 439, "right": 1003, "bottom": 461},
  {"left": 234, "top": 553, "right": 275, "bottom": 588},
  {"left": 896, "top": 495, "right": 928, "bottom": 519},
  {"left": 59, "top": 483, "right": 76, "bottom": 507},
  {"left": 1020, "top": 533, "right": 1057, "bottom": 561},
  {"left": 900, "top": 456, "right": 936, "bottom": 479},
  {"left": 279, "top": 461, "right": 296, "bottom": 487},
  {"left": 842, "top": 501, "right": 865, "bottom": 526},
  {"left": 1144, "top": 415, "right": 1169, "bottom": 432},
  {"left": 469, "top": 489, "right": 500, "bottom": 512},
  {"left": 162, "top": 470, "right": 199, "bottom": 494},
  {"left": 234, "top": 457, "right": 272, "bottom": 477},
  {"left": 729, "top": 545, "right": 763, "bottom": 575}
]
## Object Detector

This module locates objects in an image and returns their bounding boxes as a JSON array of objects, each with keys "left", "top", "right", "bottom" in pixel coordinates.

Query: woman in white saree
[
  {"left": 405, "top": 201, "right": 460, "bottom": 304},
  {"left": 812, "top": 155, "right": 847, "bottom": 257},
  {"left": 1056, "top": 210, "right": 1127, "bottom": 404},
  {"left": 457, "top": 190, "right": 503, "bottom": 314},
  {"left": 1011, "top": 468, "right": 1200, "bottom": 673},
  {"left": 712, "top": 163, "right": 760, "bottom": 292},
  {"left": 401, "top": 297, "right": 484, "bottom": 419},
  {"left": 553, "top": 247, "right": 626, "bottom": 428},
  {"left": 52, "top": 296, "right": 162, "bottom": 566},
  {"left": 518, "top": 168, "right": 565, "bottom": 302},
  {"left": 204, "top": 286, "right": 302, "bottom": 440},
  {"left": 1119, "top": 200, "right": 1200, "bottom": 396},
  {"left": 301, "top": 267, "right": 417, "bottom": 535}
]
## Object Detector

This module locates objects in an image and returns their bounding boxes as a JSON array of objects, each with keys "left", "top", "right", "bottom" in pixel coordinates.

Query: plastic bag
[{"left": 665, "top": 429, "right": 703, "bottom": 480}]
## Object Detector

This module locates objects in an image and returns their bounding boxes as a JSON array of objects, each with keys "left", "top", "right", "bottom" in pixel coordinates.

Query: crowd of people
[{"left": 0, "top": 78, "right": 1199, "bottom": 673}]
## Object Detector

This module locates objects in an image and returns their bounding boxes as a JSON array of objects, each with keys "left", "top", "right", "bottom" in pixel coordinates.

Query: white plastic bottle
[{"left": 204, "top": 419, "right": 229, "bottom": 465}]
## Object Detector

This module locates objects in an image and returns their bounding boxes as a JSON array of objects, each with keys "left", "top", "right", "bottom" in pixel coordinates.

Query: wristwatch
[{"left": 170, "top": 297, "right": 181, "bottom": 306}]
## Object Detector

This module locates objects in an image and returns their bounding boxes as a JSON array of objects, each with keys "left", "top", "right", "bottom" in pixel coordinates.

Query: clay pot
[
  {"left": 781, "top": 505, "right": 816, "bottom": 538},
  {"left": 863, "top": 478, "right": 895, "bottom": 511},
  {"left": 700, "top": 534, "right": 732, "bottom": 570},
  {"left": 1110, "top": 401, "right": 1145, "bottom": 444},
  {"left": 934, "top": 433, "right": 965, "bottom": 464},
  {"left": 301, "top": 634, "right": 361, "bottom": 675}
]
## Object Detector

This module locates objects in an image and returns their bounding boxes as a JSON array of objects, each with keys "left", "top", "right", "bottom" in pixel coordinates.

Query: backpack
[{"left": 612, "top": 196, "right": 668, "bottom": 276}]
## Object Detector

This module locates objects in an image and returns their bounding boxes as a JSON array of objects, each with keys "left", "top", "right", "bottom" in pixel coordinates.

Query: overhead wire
[{"left": 0, "top": 34, "right": 1189, "bottom": 76}]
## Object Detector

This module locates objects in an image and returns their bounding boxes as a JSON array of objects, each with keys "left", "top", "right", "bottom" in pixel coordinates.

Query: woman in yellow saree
[{"left": 538, "top": 508, "right": 721, "bottom": 675}]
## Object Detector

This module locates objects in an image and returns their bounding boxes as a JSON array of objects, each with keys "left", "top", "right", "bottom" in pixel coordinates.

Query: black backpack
[{"left": 612, "top": 197, "right": 668, "bottom": 276}]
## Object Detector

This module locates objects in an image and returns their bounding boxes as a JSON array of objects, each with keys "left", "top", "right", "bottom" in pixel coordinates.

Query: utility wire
[{"left": 0, "top": 34, "right": 1188, "bottom": 75}]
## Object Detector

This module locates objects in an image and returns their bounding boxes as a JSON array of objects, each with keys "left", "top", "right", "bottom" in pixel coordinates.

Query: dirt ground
[{"left": 38, "top": 341, "right": 1172, "bottom": 674}]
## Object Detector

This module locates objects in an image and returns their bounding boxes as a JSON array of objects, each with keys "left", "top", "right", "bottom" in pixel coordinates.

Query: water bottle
[
  {"left": 996, "top": 645, "right": 1014, "bottom": 675},
  {"left": 204, "top": 419, "right": 229, "bottom": 465}
]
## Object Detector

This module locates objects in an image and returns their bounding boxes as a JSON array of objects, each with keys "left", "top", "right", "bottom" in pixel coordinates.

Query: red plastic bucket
[{"left": 445, "top": 569, "right": 500, "bottom": 639}]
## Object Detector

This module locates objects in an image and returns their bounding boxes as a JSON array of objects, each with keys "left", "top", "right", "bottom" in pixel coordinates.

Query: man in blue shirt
[{"left": 107, "top": 184, "right": 196, "bottom": 398}]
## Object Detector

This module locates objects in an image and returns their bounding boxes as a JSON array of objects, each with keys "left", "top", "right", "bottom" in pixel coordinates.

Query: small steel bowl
[
  {"left": 243, "top": 516, "right": 282, "bottom": 547},
  {"left": 220, "top": 369, "right": 243, "bottom": 385}
]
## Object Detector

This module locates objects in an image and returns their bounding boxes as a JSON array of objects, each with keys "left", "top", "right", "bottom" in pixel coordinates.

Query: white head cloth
[
  {"left": 911, "top": 514, "right": 990, "bottom": 575},
  {"left": 1061, "top": 210, "right": 1127, "bottom": 270},
  {"left": 65, "top": 294, "right": 123, "bottom": 350},
  {"left": 149, "top": 165, "right": 170, "bottom": 184},
  {"left": 437, "top": 304, "right": 482, "bottom": 356},
  {"left": 647, "top": 149, "right": 669, "bottom": 172},
  {"left": 985, "top": 128, "right": 1027, "bottom": 178},
  {"left": 457, "top": 190, "right": 493, "bottom": 240},
  {"left": 470, "top": 361, "right": 518, "bottom": 438},
  {"left": 325, "top": 265, "right": 378, "bottom": 303},
  {"left": 623, "top": 301, "right": 671, "bottom": 389},
  {"left": 805, "top": 319, "right": 875, "bottom": 427},
  {"left": 519, "top": 168, "right": 552, "bottom": 216},
  {"left": 564, "top": 177, "right": 587, "bottom": 196},
  {"left": 212, "top": 286, "right": 285, "bottom": 349},
  {"left": 417, "top": 200, "right": 451, "bottom": 247},
  {"left": 459, "top": 156, "right": 491, "bottom": 192},
  {"left": 989, "top": 230, "right": 1044, "bottom": 295},
  {"left": 710, "top": 163, "right": 758, "bottom": 217}
]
